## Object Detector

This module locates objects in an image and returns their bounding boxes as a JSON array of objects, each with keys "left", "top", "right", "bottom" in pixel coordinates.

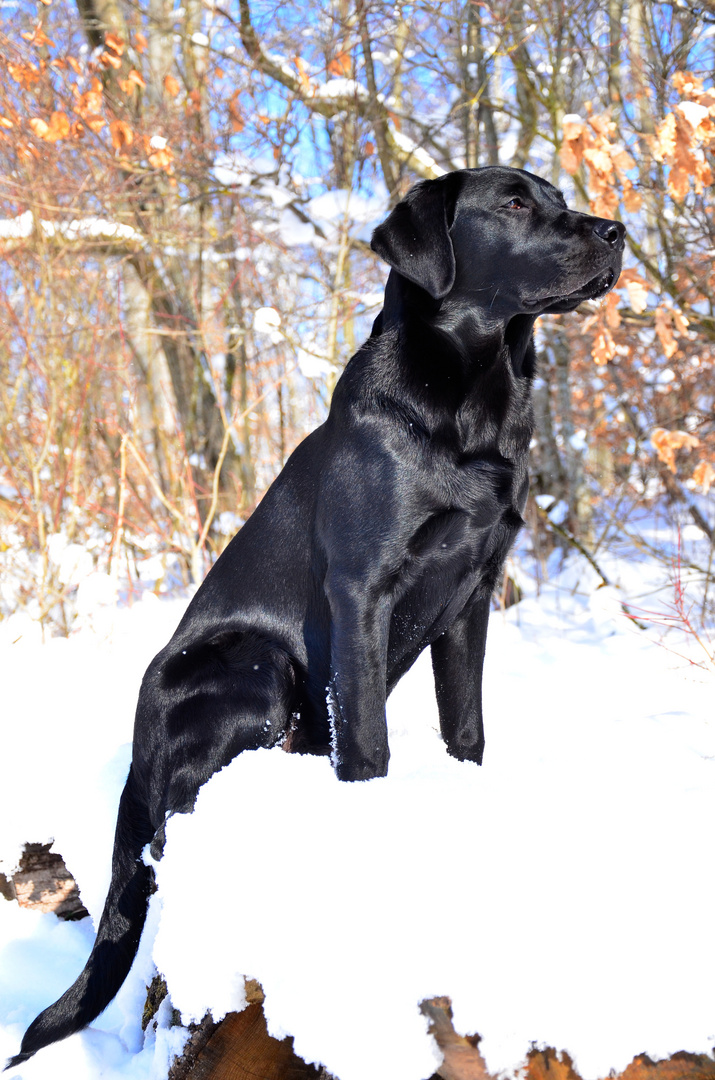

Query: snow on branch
[
  {"left": 0, "top": 211, "right": 143, "bottom": 252},
  {"left": 236, "top": 0, "right": 445, "bottom": 183}
]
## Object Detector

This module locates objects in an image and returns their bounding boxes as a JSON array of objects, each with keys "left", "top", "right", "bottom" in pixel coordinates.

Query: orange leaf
[
  {"left": 691, "top": 460, "right": 715, "bottom": 494},
  {"left": 618, "top": 269, "right": 648, "bottom": 313},
  {"left": 0, "top": 116, "right": 14, "bottom": 130},
  {"left": 294, "top": 55, "right": 313, "bottom": 93},
  {"left": 104, "top": 32, "right": 125, "bottom": 56},
  {"left": 622, "top": 180, "right": 642, "bottom": 212},
  {"left": 134, "top": 31, "right": 148, "bottom": 54},
  {"left": 148, "top": 146, "right": 173, "bottom": 169},
  {"left": 328, "top": 50, "right": 352, "bottom": 77},
  {"left": 29, "top": 111, "right": 69, "bottom": 142},
  {"left": 592, "top": 326, "right": 616, "bottom": 365},
  {"left": 110, "top": 119, "right": 133, "bottom": 150},
  {"left": 67, "top": 56, "right": 82, "bottom": 75},
  {"left": 128, "top": 68, "right": 146, "bottom": 88},
  {"left": 21, "top": 21, "right": 56, "bottom": 48},
  {"left": 84, "top": 114, "right": 106, "bottom": 133},
  {"left": 654, "top": 113, "right": 677, "bottom": 161},
  {"left": 605, "top": 290, "right": 621, "bottom": 330},
  {"left": 28, "top": 117, "right": 49, "bottom": 139},
  {"left": 654, "top": 307, "right": 677, "bottom": 358},
  {"left": 8, "top": 61, "right": 41, "bottom": 89},
  {"left": 101, "top": 50, "right": 122, "bottom": 70},
  {"left": 164, "top": 74, "right": 181, "bottom": 98},
  {"left": 651, "top": 428, "right": 699, "bottom": 473},
  {"left": 228, "top": 90, "right": 244, "bottom": 132},
  {"left": 215, "top": 67, "right": 225, "bottom": 79}
]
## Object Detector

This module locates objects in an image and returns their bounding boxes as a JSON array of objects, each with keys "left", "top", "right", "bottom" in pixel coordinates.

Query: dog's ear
[{"left": 371, "top": 174, "right": 460, "bottom": 300}]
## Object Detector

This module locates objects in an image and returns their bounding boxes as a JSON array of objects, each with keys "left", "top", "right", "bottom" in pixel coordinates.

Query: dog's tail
[{"left": 5, "top": 768, "right": 154, "bottom": 1070}]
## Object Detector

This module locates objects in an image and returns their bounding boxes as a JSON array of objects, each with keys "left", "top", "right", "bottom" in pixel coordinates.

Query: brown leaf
[
  {"left": 148, "top": 145, "right": 173, "bottom": 169},
  {"left": 605, "top": 290, "right": 621, "bottom": 329},
  {"left": 328, "top": 50, "right": 352, "bottom": 76},
  {"left": 592, "top": 325, "right": 616, "bottom": 365},
  {"left": 228, "top": 90, "right": 244, "bottom": 132},
  {"left": 29, "top": 111, "right": 70, "bottom": 142},
  {"left": 110, "top": 119, "right": 133, "bottom": 150},
  {"left": 618, "top": 269, "right": 649, "bottom": 313},
  {"left": 654, "top": 307, "right": 678, "bottom": 358},
  {"left": 164, "top": 74, "right": 181, "bottom": 98},
  {"left": 100, "top": 50, "right": 122, "bottom": 70},
  {"left": 21, "top": 21, "right": 55, "bottom": 48},
  {"left": 622, "top": 179, "right": 643, "bottom": 212},
  {"left": 84, "top": 114, "right": 106, "bottom": 133},
  {"left": 104, "top": 32, "right": 125, "bottom": 56},
  {"left": 134, "top": 31, "right": 148, "bottom": 54},
  {"left": 651, "top": 428, "right": 699, "bottom": 473},
  {"left": 691, "top": 460, "right": 714, "bottom": 494},
  {"left": 654, "top": 113, "right": 677, "bottom": 161}
]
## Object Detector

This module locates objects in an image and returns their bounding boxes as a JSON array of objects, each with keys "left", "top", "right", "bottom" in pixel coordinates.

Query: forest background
[{"left": 0, "top": 0, "right": 714, "bottom": 634}]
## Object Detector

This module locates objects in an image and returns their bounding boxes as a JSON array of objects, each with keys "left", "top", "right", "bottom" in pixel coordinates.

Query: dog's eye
[{"left": 504, "top": 197, "right": 527, "bottom": 210}]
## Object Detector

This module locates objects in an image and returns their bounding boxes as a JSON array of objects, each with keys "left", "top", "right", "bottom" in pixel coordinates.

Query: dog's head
[{"left": 371, "top": 167, "right": 625, "bottom": 319}]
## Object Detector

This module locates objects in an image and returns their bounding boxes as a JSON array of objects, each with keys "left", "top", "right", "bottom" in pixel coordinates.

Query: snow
[
  {"left": 1, "top": 539, "right": 714, "bottom": 1080},
  {"left": 390, "top": 131, "right": 447, "bottom": 177},
  {"left": 0, "top": 214, "right": 142, "bottom": 244}
]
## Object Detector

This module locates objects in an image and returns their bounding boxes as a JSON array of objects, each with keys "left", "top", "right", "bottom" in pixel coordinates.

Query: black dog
[{"left": 8, "top": 166, "right": 624, "bottom": 1069}]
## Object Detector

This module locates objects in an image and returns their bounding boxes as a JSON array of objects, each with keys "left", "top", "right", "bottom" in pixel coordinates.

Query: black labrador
[{"left": 8, "top": 166, "right": 624, "bottom": 1069}]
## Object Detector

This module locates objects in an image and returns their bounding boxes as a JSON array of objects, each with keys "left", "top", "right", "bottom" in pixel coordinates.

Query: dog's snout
[{"left": 593, "top": 219, "right": 625, "bottom": 248}]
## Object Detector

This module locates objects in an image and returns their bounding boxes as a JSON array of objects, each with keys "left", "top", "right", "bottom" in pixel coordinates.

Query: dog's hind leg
[{"left": 134, "top": 627, "right": 298, "bottom": 847}]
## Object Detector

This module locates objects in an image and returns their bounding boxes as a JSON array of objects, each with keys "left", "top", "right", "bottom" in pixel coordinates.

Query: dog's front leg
[
  {"left": 430, "top": 592, "right": 491, "bottom": 765},
  {"left": 325, "top": 579, "right": 392, "bottom": 782}
]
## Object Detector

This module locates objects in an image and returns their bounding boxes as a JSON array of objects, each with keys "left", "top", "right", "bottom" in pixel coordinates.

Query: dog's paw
[
  {"left": 334, "top": 756, "right": 389, "bottom": 782},
  {"left": 445, "top": 741, "right": 484, "bottom": 766}
]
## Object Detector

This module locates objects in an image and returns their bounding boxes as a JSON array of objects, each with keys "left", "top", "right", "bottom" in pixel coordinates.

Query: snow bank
[{"left": 1, "top": 563, "right": 713, "bottom": 1080}]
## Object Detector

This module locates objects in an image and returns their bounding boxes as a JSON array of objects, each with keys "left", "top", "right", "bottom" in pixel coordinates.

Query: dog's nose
[{"left": 593, "top": 219, "right": 625, "bottom": 247}]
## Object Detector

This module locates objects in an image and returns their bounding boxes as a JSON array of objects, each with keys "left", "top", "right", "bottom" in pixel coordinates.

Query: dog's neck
[{"left": 374, "top": 269, "right": 537, "bottom": 380}]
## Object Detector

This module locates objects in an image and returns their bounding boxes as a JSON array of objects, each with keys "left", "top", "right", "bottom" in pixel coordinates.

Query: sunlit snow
[{"left": 1, "top": 548, "right": 713, "bottom": 1080}]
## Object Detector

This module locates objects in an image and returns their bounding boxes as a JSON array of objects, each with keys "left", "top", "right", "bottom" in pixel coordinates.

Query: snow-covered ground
[{"left": 0, "top": 534, "right": 713, "bottom": 1080}]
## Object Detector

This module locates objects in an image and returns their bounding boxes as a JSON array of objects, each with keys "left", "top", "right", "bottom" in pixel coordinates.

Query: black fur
[{"left": 8, "top": 166, "right": 624, "bottom": 1069}]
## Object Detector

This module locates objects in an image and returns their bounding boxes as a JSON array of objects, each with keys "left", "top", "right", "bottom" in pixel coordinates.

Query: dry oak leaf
[
  {"left": 605, "top": 289, "right": 621, "bottom": 330},
  {"left": 21, "top": 21, "right": 55, "bottom": 48},
  {"left": 618, "top": 268, "right": 649, "bottom": 313},
  {"left": 654, "top": 307, "right": 679, "bottom": 359},
  {"left": 7, "top": 61, "right": 41, "bottom": 89},
  {"left": 328, "top": 50, "right": 352, "bottom": 76},
  {"left": 293, "top": 55, "right": 314, "bottom": 94},
  {"left": 100, "top": 50, "right": 122, "bottom": 70},
  {"left": 651, "top": 428, "right": 700, "bottom": 473},
  {"left": 104, "top": 32, "right": 125, "bottom": 56},
  {"left": 29, "top": 111, "right": 70, "bottom": 142},
  {"left": 148, "top": 146, "right": 173, "bottom": 169},
  {"left": 164, "top": 74, "right": 181, "bottom": 98},
  {"left": 622, "top": 179, "right": 643, "bottom": 212},
  {"left": 583, "top": 145, "right": 613, "bottom": 177},
  {"left": 672, "top": 70, "right": 706, "bottom": 97},
  {"left": 592, "top": 325, "right": 617, "bottom": 365},
  {"left": 110, "top": 119, "right": 133, "bottom": 151},
  {"left": 691, "top": 460, "right": 715, "bottom": 494}
]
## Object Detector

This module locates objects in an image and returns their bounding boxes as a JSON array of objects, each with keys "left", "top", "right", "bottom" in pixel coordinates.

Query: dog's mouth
[{"left": 529, "top": 266, "right": 619, "bottom": 314}]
